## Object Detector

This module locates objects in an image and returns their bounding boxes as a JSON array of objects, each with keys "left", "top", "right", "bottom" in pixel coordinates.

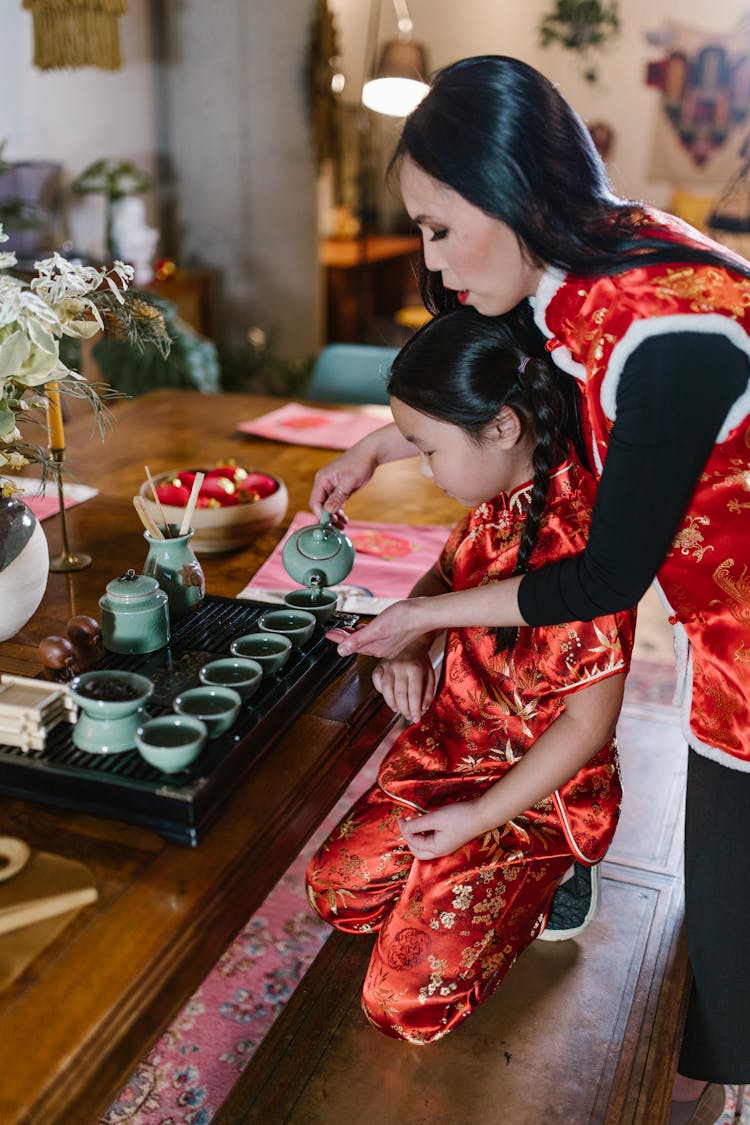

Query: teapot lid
[{"left": 106, "top": 569, "right": 160, "bottom": 603}]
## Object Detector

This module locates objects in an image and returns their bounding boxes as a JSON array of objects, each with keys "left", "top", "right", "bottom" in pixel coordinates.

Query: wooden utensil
[
  {"left": 179, "top": 471, "right": 205, "bottom": 536},
  {"left": 133, "top": 495, "right": 164, "bottom": 539},
  {"left": 145, "top": 465, "right": 171, "bottom": 537}
]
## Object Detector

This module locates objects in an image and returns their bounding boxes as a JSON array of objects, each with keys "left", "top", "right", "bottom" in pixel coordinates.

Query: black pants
[{"left": 678, "top": 747, "right": 750, "bottom": 1081}]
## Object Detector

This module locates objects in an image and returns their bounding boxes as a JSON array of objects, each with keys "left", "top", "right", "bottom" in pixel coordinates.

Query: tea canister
[
  {"left": 142, "top": 526, "right": 205, "bottom": 621},
  {"left": 99, "top": 569, "right": 170, "bottom": 655}
]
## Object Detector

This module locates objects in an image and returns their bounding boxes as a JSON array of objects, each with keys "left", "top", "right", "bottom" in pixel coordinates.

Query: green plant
[{"left": 539, "top": 1, "right": 620, "bottom": 83}]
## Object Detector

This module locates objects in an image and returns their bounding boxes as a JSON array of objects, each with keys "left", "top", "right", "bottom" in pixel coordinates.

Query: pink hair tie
[{"left": 519, "top": 356, "right": 531, "bottom": 374}]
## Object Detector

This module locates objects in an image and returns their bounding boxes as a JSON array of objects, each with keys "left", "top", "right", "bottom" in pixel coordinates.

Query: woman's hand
[
  {"left": 330, "top": 579, "right": 527, "bottom": 658},
  {"left": 372, "top": 642, "right": 436, "bottom": 724},
  {"left": 399, "top": 802, "right": 486, "bottom": 860},
  {"left": 328, "top": 598, "right": 436, "bottom": 660}
]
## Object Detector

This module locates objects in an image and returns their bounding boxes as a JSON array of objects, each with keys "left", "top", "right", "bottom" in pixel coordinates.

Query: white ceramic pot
[{"left": 0, "top": 498, "right": 49, "bottom": 642}]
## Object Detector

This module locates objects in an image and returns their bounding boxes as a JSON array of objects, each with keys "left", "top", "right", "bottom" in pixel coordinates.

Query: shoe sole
[{"left": 536, "top": 865, "right": 601, "bottom": 942}]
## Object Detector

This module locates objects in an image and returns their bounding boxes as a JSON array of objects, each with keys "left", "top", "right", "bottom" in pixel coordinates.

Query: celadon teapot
[{"left": 281, "top": 511, "right": 355, "bottom": 591}]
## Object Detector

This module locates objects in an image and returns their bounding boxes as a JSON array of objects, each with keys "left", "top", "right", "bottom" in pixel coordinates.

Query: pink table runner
[
  {"left": 238, "top": 512, "right": 451, "bottom": 614},
  {"left": 5, "top": 477, "right": 98, "bottom": 521},
  {"left": 237, "top": 402, "right": 390, "bottom": 450}
]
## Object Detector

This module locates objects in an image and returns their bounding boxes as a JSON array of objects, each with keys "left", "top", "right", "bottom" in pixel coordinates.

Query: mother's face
[{"left": 400, "top": 156, "right": 544, "bottom": 316}]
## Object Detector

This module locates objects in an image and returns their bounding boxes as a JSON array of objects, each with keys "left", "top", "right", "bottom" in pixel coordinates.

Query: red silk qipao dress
[
  {"left": 306, "top": 451, "right": 635, "bottom": 1043},
  {"left": 533, "top": 209, "right": 750, "bottom": 768}
]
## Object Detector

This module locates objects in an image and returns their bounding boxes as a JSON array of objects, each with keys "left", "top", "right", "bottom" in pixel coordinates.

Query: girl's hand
[
  {"left": 399, "top": 802, "right": 485, "bottom": 860},
  {"left": 309, "top": 424, "right": 417, "bottom": 528},
  {"left": 308, "top": 448, "right": 376, "bottom": 529},
  {"left": 330, "top": 598, "right": 435, "bottom": 660},
  {"left": 371, "top": 643, "right": 436, "bottom": 724}
]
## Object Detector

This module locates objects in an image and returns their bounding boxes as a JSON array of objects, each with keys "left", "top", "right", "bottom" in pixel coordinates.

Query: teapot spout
[{"left": 305, "top": 568, "right": 327, "bottom": 595}]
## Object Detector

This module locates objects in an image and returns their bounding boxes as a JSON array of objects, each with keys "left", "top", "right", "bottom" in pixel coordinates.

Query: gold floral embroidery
[
  {"left": 734, "top": 641, "right": 750, "bottom": 665},
  {"left": 672, "top": 514, "right": 714, "bottom": 561},
  {"left": 653, "top": 266, "right": 750, "bottom": 318},
  {"left": 694, "top": 662, "right": 743, "bottom": 749},
  {"left": 710, "top": 558, "right": 750, "bottom": 624},
  {"left": 711, "top": 458, "right": 750, "bottom": 497}
]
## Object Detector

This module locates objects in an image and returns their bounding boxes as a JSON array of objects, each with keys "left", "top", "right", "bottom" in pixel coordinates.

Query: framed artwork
[{"left": 646, "top": 21, "right": 750, "bottom": 182}]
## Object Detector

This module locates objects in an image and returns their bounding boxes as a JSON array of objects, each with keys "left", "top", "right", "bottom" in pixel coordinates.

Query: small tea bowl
[
  {"left": 135, "top": 715, "right": 208, "bottom": 773},
  {"left": 257, "top": 609, "right": 316, "bottom": 649},
  {"left": 70, "top": 670, "right": 154, "bottom": 717},
  {"left": 283, "top": 588, "right": 338, "bottom": 625},
  {"left": 199, "top": 657, "right": 263, "bottom": 701},
  {"left": 69, "top": 670, "right": 154, "bottom": 754},
  {"left": 229, "top": 631, "right": 293, "bottom": 675},
  {"left": 173, "top": 685, "right": 242, "bottom": 738}
]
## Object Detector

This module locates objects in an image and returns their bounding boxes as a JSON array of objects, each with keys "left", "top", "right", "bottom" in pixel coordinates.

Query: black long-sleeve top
[{"left": 518, "top": 333, "right": 749, "bottom": 624}]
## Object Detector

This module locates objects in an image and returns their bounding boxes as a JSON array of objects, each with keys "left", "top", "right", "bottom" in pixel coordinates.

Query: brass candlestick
[{"left": 48, "top": 450, "right": 92, "bottom": 572}]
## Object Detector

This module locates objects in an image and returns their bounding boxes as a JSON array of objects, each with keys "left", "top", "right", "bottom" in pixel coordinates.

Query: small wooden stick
[
  {"left": 145, "top": 465, "right": 171, "bottom": 537},
  {"left": 179, "top": 471, "right": 205, "bottom": 536},
  {"left": 133, "top": 495, "right": 164, "bottom": 539}
]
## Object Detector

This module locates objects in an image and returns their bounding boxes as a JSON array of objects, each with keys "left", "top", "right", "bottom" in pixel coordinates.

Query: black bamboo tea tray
[{"left": 0, "top": 595, "right": 358, "bottom": 846}]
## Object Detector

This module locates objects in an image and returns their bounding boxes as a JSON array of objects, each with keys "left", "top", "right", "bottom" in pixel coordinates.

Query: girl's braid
[{"left": 494, "top": 356, "right": 568, "bottom": 651}]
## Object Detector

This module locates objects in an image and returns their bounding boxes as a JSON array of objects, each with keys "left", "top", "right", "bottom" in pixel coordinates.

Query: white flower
[{"left": 0, "top": 226, "right": 140, "bottom": 491}]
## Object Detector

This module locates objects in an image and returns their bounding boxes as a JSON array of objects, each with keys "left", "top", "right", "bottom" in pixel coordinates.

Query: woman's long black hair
[
  {"left": 393, "top": 55, "right": 750, "bottom": 313},
  {"left": 388, "top": 307, "right": 580, "bottom": 649}
]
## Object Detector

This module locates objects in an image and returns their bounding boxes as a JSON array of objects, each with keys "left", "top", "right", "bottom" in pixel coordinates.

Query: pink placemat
[
  {"left": 237, "top": 402, "right": 390, "bottom": 450},
  {"left": 5, "top": 477, "right": 98, "bottom": 521},
  {"left": 238, "top": 512, "right": 451, "bottom": 611}
]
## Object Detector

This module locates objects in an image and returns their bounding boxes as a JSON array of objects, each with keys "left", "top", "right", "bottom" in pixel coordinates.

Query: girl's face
[
  {"left": 390, "top": 395, "right": 535, "bottom": 508},
  {"left": 400, "top": 156, "right": 544, "bottom": 315}
]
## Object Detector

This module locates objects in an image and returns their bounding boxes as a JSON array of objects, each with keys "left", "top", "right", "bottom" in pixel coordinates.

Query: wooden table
[{"left": 0, "top": 389, "right": 462, "bottom": 1125}]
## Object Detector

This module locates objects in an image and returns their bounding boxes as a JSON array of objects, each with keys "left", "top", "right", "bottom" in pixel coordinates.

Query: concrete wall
[{"left": 5, "top": 0, "right": 750, "bottom": 361}]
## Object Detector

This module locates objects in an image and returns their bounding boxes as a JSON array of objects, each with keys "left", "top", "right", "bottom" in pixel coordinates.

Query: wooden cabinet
[
  {"left": 320, "top": 235, "right": 421, "bottom": 343},
  {"left": 144, "top": 268, "right": 214, "bottom": 337}
]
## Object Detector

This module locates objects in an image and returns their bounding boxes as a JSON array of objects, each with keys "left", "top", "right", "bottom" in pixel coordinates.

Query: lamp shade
[{"left": 362, "top": 39, "right": 429, "bottom": 116}]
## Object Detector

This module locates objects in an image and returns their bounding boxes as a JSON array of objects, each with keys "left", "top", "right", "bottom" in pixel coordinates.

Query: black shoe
[{"left": 537, "top": 862, "right": 601, "bottom": 942}]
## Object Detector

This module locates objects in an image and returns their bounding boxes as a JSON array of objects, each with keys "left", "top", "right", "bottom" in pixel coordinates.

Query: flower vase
[
  {"left": 142, "top": 527, "right": 205, "bottom": 621},
  {"left": 0, "top": 497, "right": 49, "bottom": 642}
]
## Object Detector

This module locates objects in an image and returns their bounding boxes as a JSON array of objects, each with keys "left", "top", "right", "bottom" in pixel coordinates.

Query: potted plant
[
  {"left": 539, "top": 1, "right": 621, "bottom": 83},
  {"left": 71, "top": 158, "right": 154, "bottom": 259}
]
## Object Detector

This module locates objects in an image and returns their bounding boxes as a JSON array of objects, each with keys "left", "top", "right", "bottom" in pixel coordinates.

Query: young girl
[{"left": 306, "top": 308, "right": 636, "bottom": 1043}]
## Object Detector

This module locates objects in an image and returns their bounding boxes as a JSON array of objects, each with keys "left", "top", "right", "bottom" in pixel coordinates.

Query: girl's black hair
[
  {"left": 388, "top": 306, "right": 580, "bottom": 649},
  {"left": 392, "top": 55, "right": 750, "bottom": 313}
]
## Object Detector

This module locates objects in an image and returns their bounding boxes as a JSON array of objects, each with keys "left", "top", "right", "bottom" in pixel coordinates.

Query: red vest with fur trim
[{"left": 535, "top": 217, "right": 750, "bottom": 767}]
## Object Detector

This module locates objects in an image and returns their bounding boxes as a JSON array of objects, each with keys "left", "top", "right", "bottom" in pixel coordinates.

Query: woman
[{"left": 309, "top": 55, "right": 750, "bottom": 1124}]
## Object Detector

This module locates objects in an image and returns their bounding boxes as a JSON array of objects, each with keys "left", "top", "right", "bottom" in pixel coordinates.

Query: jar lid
[{"left": 106, "top": 569, "right": 160, "bottom": 603}]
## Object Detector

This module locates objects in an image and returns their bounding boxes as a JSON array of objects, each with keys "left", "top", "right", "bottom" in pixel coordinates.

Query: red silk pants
[{"left": 306, "top": 782, "right": 576, "bottom": 1044}]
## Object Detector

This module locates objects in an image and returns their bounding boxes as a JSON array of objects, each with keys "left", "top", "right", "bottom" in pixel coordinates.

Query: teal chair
[{"left": 305, "top": 343, "right": 399, "bottom": 406}]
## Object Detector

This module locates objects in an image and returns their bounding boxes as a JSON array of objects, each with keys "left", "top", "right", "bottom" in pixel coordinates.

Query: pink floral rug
[{"left": 99, "top": 657, "right": 710, "bottom": 1125}]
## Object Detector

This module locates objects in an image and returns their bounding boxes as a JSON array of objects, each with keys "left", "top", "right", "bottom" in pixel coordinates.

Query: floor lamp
[{"left": 350, "top": 0, "right": 428, "bottom": 341}]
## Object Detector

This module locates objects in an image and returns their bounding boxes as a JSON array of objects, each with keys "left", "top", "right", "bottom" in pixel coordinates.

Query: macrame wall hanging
[{"left": 23, "top": 0, "right": 128, "bottom": 71}]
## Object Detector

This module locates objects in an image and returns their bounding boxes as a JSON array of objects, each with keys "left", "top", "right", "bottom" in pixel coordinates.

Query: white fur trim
[
  {"left": 531, "top": 269, "right": 588, "bottom": 382},
  {"left": 602, "top": 314, "right": 750, "bottom": 442}
]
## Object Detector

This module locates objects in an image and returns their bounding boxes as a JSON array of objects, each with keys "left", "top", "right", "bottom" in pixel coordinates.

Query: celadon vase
[
  {"left": 0, "top": 497, "right": 50, "bottom": 642},
  {"left": 142, "top": 526, "right": 205, "bottom": 621}
]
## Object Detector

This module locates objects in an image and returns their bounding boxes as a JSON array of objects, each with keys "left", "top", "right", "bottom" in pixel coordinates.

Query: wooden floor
[{"left": 215, "top": 644, "right": 689, "bottom": 1124}]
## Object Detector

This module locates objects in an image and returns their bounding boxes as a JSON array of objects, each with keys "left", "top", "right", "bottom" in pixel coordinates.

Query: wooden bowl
[{"left": 139, "top": 468, "right": 288, "bottom": 555}]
